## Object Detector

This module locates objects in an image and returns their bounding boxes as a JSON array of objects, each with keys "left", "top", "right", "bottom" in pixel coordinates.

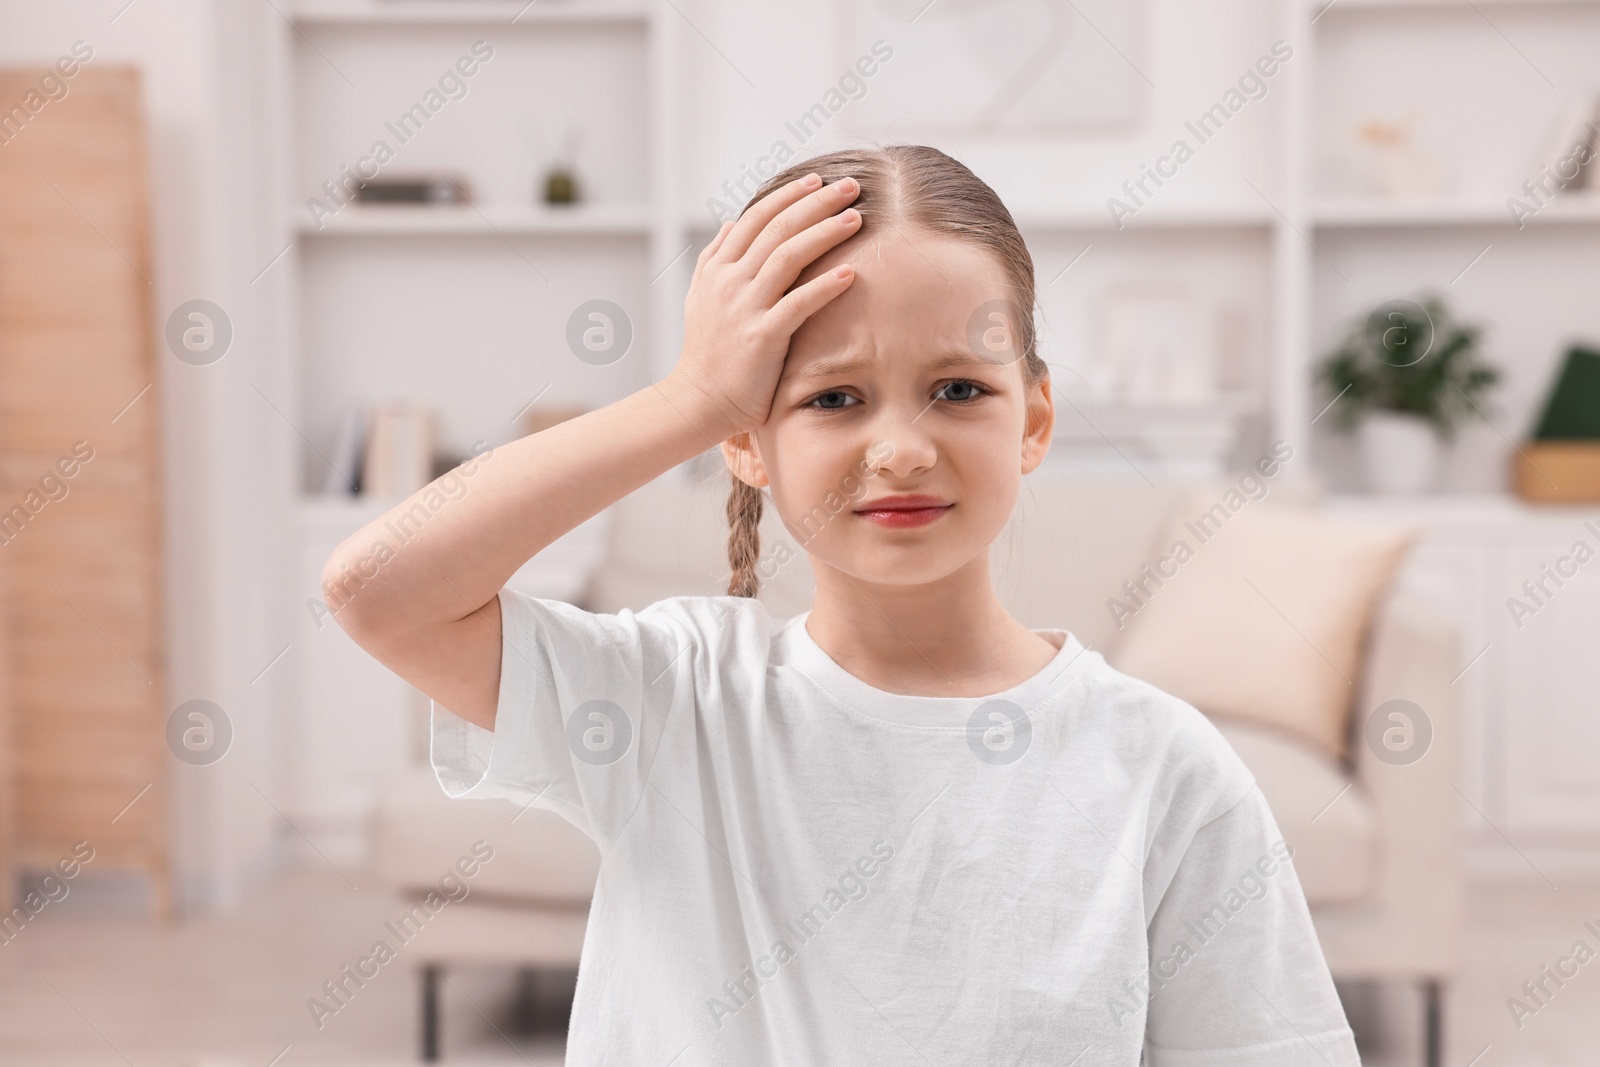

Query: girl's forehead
[
  {"left": 783, "top": 316, "right": 1023, "bottom": 387},
  {"left": 792, "top": 233, "right": 1014, "bottom": 351},
  {"left": 806, "top": 228, "right": 1009, "bottom": 292}
]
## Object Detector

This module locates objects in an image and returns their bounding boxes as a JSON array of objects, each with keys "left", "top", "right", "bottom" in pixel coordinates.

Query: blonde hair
[{"left": 724, "top": 144, "right": 1048, "bottom": 598}]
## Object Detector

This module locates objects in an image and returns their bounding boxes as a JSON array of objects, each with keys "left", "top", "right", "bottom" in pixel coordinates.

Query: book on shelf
[
  {"left": 361, "top": 401, "right": 437, "bottom": 500},
  {"left": 323, "top": 406, "right": 365, "bottom": 495}
]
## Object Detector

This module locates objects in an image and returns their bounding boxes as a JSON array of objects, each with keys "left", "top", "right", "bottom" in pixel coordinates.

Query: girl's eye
[
  {"left": 805, "top": 380, "right": 990, "bottom": 411},
  {"left": 937, "top": 379, "right": 989, "bottom": 404},
  {"left": 808, "top": 390, "right": 859, "bottom": 411}
]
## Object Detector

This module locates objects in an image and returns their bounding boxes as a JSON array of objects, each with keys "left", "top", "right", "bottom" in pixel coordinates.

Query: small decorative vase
[
  {"left": 1359, "top": 410, "right": 1439, "bottom": 494},
  {"left": 544, "top": 166, "right": 579, "bottom": 205}
]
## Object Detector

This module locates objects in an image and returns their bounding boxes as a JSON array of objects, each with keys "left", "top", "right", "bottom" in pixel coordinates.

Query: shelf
[
  {"left": 289, "top": 0, "right": 650, "bottom": 26},
  {"left": 293, "top": 203, "right": 652, "bottom": 236},
  {"left": 1314, "top": 0, "right": 1600, "bottom": 14},
  {"left": 1014, "top": 203, "right": 1276, "bottom": 231},
  {"left": 681, "top": 204, "right": 1277, "bottom": 234},
  {"left": 1311, "top": 196, "right": 1600, "bottom": 228},
  {"left": 1324, "top": 492, "right": 1600, "bottom": 523}
]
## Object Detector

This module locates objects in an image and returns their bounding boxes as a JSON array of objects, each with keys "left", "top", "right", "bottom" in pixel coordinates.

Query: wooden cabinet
[
  {"left": 0, "top": 67, "right": 168, "bottom": 916},
  {"left": 1327, "top": 495, "right": 1600, "bottom": 881},
  {"left": 1499, "top": 539, "right": 1600, "bottom": 836}
]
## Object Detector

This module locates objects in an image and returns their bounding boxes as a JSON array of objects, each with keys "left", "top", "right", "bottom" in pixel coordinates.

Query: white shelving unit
[
  {"left": 1297, "top": 0, "right": 1600, "bottom": 491},
  {"left": 1311, "top": 197, "right": 1600, "bottom": 227},
  {"left": 274, "top": 0, "right": 689, "bottom": 468},
  {"left": 292, "top": 202, "right": 654, "bottom": 236},
  {"left": 1289, "top": 0, "right": 1600, "bottom": 873},
  {"left": 265, "top": 0, "right": 687, "bottom": 857},
  {"left": 287, "top": 0, "right": 653, "bottom": 25}
]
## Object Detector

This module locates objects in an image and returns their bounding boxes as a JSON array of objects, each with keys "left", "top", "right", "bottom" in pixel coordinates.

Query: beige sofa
[{"left": 372, "top": 462, "right": 1462, "bottom": 1063}]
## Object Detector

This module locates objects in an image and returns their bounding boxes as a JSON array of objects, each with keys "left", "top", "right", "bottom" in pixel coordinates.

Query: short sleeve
[
  {"left": 1142, "top": 783, "right": 1362, "bottom": 1066},
  {"left": 429, "top": 589, "right": 696, "bottom": 845}
]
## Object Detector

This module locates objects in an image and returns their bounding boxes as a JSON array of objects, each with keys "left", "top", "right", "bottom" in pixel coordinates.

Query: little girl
[{"left": 328, "top": 145, "right": 1360, "bottom": 1065}]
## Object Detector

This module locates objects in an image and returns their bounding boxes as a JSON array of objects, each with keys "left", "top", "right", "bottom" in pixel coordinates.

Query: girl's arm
[{"left": 324, "top": 170, "right": 863, "bottom": 731}]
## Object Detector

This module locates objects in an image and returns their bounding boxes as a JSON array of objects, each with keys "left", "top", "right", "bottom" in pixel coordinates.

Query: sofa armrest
[{"left": 1316, "top": 587, "right": 1465, "bottom": 978}]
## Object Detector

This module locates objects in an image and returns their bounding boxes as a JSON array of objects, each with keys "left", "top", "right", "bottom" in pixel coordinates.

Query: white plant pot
[{"left": 1360, "top": 411, "right": 1440, "bottom": 495}]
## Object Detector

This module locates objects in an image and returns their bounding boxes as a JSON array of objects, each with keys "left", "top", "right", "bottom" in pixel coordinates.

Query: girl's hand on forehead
[{"left": 672, "top": 172, "right": 862, "bottom": 438}]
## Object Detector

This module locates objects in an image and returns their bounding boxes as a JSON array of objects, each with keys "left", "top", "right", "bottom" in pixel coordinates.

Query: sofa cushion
[
  {"left": 1211, "top": 719, "right": 1375, "bottom": 905},
  {"left": 1107, "top": 492, "right": 1414, "bottom": 760},
  {"left": 989, "top": 481, "right": 1192, "bottom": 649},
  {"left": 372, "top": 766, "right": 599, "bottom": 906}
]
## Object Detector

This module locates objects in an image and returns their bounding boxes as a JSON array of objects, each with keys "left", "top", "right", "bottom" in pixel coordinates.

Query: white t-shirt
[{"left": 431, "top": 591, "right": 1361, "bottom": 1066}]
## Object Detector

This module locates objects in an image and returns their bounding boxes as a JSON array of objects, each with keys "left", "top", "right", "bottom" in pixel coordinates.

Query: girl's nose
[{"left": 864, "top": 404, "right": 938, "bottom": 478}]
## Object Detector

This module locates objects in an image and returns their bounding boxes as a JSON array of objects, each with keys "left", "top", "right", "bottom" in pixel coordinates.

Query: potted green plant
[{"left": 1315, "top": 294, "right": 1500, "bottom": 494}]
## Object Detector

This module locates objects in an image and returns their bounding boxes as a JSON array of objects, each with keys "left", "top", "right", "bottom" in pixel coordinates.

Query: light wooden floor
[
  {"left": 1, "top": 868, "right": 1597, "bottom": 1065},
  {"left": 0, "top": 869, "right": 566, "bottom": 1065}
]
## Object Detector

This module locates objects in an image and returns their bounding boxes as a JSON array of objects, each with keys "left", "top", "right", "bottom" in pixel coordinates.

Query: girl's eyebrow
[{"left": 787, "top": 350, "right": 1010, "bottom": 383}]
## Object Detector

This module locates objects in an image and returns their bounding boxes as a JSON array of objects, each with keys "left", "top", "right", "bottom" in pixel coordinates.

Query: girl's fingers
[
  {"left": 714, "top": 173, "right": 823, "bottom": 265},
  {"left": 741, "top": 177, "right": 859, "bottom": 281},
  {"left": 749, "top": 207, "right": 861, "bottom": 308},
  {"left": 698, "top": 219, "right": 734, "bottom": 266},
  {"left": 767, "top": 264, "right": 854, "bottom": 336}
]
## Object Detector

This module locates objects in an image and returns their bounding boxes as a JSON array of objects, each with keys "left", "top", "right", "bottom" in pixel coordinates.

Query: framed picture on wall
[{"left": 834, "top": 0, "right": 1145, "bottom": 137}]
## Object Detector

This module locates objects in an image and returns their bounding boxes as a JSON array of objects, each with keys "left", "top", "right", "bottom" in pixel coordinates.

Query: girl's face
[{"left": 725, "top": 229, "right": 1054, "bottom": 588}]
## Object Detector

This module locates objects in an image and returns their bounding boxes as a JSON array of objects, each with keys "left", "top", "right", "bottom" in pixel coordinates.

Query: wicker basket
[{"left": 1514, "top": 442, "right": 1600, "bottom": 503}]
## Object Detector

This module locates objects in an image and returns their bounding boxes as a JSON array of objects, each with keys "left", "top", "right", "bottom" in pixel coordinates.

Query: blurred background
[{"left": 2, "top": 0, "right": 1599, "bottom": 1063}]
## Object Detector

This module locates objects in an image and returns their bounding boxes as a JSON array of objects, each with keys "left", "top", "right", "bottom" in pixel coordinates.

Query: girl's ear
[
  {"left": 720, "top": 431, "right": 771, "bottom": 490},
  {"left": 1020, "top": 375, "right": 1055, "bottom": 476}
]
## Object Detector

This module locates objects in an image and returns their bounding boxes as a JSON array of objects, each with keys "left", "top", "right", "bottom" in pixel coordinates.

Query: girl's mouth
[{"left": 853, "top": 497, "right": 954, "bottom": 528}]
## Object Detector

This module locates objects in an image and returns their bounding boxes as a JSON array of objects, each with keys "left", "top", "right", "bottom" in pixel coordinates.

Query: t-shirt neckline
[{"left": 781, "top": 610, "right": 1094, "bottom": 728}]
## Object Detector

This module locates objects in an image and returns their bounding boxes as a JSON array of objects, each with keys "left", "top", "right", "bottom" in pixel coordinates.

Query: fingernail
[{"left": 804, "top": 173, "right": 821, "bottom": 187}]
